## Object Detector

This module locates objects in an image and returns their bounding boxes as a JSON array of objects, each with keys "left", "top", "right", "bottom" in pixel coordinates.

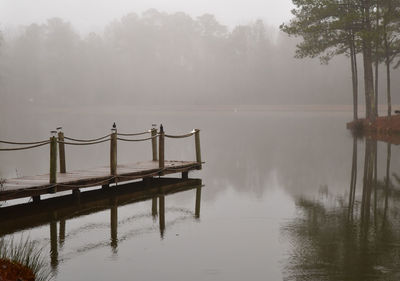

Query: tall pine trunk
[
  {"left": 383, "top": 0, "right": 392, "bottom": 117},
  {"left": 382, "top": 143, "right": 391, "bottom": 228},
  {"left": 362, "top": 0, "right": 376, "bottom": 121},
  {"left": 384, "top": 33, "right": 391, "bottom": 117},
  {"left": 350, "top": 36, "right": 358, "bottom": 120},
  {"left": 374, "top": 0, "right": 380, "bottom": 118}
]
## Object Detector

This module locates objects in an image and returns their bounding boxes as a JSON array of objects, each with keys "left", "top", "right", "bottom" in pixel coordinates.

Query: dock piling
[
  {"left": 72, "top": 189, "right": 81, "bottom": 199},
  {"left": 110, "top": 199, "right": 118, "bottom": 251},
  {"left": 110, "top": 124, "right": 117, "bottom": 176},
  {"left": 151, "top": 124, "right": 158, "bottom": 161},
  {"left": 152, "top": 197, "right": 158, "bottom": 218},
  {"left": 57, "top": 127, "right": 66, "bottom": 173},
  {"left": 159, "top": 195, "right": 165, "bottom": 237},
  {"left": 50, "top": 131, "right": 58, "bottom": 186},
  {"left": 59, "top": 219, "right": 66, "bottom": 246},
  {"left": 195, "top": 187, "right": 202, "bottom": 219},
  {"left": 194, "top": 129, "right": 202, "bottom": 169},
  {"left": 159, "top": 125, "right": 165, "bottom": 173},
  {"left": 50, "top": 216, "right": 58, "bottom": 269}
]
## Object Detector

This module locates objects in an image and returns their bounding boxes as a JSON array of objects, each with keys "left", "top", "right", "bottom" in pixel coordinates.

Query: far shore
[{"left": 347, "top": 114, "right": 400, "bottom": 135}]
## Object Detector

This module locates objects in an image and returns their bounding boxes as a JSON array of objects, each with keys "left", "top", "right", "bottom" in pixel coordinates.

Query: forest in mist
[{"left": 1, "top": 9, "right": 399, "bottom": 108}]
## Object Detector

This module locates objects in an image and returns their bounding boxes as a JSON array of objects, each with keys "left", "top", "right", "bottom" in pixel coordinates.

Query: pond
[{"left": 1, "top": 107, "right": 400, "bottom": 280}]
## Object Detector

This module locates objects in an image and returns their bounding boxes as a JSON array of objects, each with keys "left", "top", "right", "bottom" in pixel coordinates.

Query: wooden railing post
[
  {"left": 159, "top": 124, "right": 165, "bottom": 173},
  {"left": 151, "top": 124, "right": 158, "bottom": 161},
  {"left": 110, "top": 124, "right": 117, "bottom": 176},
  {"left": 50, "top": 131, "right": 57, "bottom": 185},
  {"left": 194, "top": 129, "right": 202, "bottom": 170},
  {"left": 57, "top": 127, "right": 66, "bottom": 173}
]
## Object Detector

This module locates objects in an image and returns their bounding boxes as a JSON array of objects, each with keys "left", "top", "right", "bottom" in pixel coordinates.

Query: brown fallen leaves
[{"left": 0, "top": 258, "right": 35, "bottom": 281}]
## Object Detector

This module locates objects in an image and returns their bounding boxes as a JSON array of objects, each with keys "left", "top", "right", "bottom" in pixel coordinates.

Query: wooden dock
[{"left": 0, "top": 124, "right": 203, "bottom": 202}]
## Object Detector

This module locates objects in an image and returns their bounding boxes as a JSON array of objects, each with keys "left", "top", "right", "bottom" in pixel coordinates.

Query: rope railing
[
  {"left": 165, "top": 130, "right": 196, "bottom": 139},
  {"left": 57, "top": 138, "right": 110, "bottom": 146},
  {"left": 117, "top": 134, "right": 159, "bottom": 142},
  {"left": 63, "top": 134, "right": 111, "bottom": 143},
  {"left": 0, "top": 124, "right": 202, "bottom": 190},
  {"left": 0, "top": 139, "right": 49, "bottom": 145},
  {"left": 117, "top": 131, "right": 150, "bottom": 137},
  {"left": 0, "top": 141, "right": 50, "bottom": 151}
]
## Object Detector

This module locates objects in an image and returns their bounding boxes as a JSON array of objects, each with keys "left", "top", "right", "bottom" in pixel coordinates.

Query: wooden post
[
  {"left": 151, "top": 126, "right": 158, "bottom": 161},
  {"left": 159, "top": 125, "right": 165, "bottom": 173},
  {"left": 59, "top": 219, "right": 66, "bottom": 246},
  {"left": 194, "top": 129, "right": 202, "bottom": 170},
  {"left": 110, "top": 125, "right": 117, "bottom": 176},
  {"left": 72, "top": 188, "right": 81, "bottom": 199},
  {"left": 50, "top": 131, "right": 57, "bottom": 185},
  {"left": 50, "top": 216, "right": 58, "bottom": 269},
  {"left": 159, "top": 195, "right": 165, "bottom": 238},
  {"left": 152, "top": 197, "right": 158, "bottom": 218},
  {"left": 110, "top": 198, "right": 118, "bottom": 251},
  {"left": 57, "top": 128, "right": 66, "bottom": 173},
  {"left": 195, "top": 187, "right": 202, "bottom": 219}
]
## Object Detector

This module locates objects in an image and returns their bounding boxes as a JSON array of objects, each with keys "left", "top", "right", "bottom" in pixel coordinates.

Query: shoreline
[{"left": 347, "top": 115, "right": 400, "bottom": 133}]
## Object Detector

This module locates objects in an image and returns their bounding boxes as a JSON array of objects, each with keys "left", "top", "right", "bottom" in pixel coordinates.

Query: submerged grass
[{"left": 0, "top": 237, "right": 52, "bottom": 281}]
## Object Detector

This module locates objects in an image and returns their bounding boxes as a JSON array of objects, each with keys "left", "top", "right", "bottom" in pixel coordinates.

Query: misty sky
[{"left": 0, "top": 0, "right": 294, "bottom": 33}]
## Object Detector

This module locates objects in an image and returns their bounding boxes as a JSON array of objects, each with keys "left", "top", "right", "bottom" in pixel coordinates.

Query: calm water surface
[{"left": 1, "top": 108, "right": 400, "bottom": 280}]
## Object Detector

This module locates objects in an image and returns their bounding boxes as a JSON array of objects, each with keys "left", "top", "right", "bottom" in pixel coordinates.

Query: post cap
[
  {"left": 50, "top": 130, "right": 57, "bottom": 137},
  {"left": 56, "top": 127, "right": 63, "bottom": 132}
]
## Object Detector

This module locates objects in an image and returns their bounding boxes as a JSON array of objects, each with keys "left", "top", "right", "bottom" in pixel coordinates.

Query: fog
[
  {"left": 0, "top": 9, "right": 399, "bottom": 113},
  {"left": 0, "top": 0, "right": 294, "bottom": 33},
  {"left": 1, "top": 9, "right": 400, "bottom": 112}
]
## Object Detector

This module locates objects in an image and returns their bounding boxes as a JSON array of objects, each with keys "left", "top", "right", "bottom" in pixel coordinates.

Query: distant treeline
[{"left": 0, "top": 9, "right": 399, "bottom": 107}]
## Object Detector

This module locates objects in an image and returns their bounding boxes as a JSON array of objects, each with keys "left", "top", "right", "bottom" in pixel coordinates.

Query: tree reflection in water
[{"left": 282, "top": 137, "right": 400, "bottom": 281}]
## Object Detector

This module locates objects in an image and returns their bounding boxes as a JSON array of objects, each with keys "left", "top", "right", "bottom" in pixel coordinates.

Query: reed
[{"left": 0, "top": 237, "right": 52, "bottom": 281}]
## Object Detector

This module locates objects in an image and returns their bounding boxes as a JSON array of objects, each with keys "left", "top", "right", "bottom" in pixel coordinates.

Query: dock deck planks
[{"left": 0, "top": 160, "right": 200, "bottom": 201}]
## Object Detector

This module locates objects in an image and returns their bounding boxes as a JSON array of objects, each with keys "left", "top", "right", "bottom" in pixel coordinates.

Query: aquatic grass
[{"left": 0, "top": 237, "right": 52, "bottom": 281}]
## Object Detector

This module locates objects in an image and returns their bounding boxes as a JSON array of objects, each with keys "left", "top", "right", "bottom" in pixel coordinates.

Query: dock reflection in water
[
  {"left": 283, "top": 136, "right": 400, "bottom": 281},
  {"left": 0, "top": 178, "right": 203, "bottom": 272}
]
